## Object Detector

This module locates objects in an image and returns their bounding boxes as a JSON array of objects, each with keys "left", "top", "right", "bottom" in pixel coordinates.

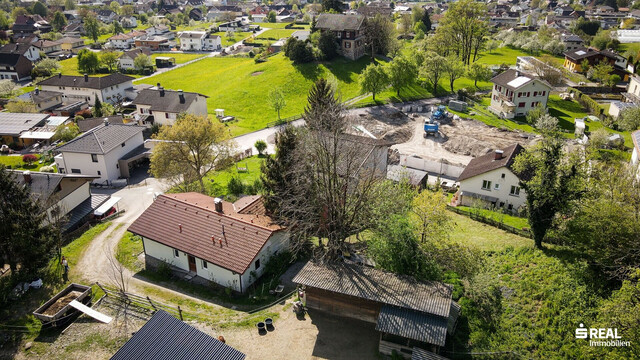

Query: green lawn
[
  {"left": 475, "top": 46, "right": 564, "bottom": 67},
  {"left": 453, "top": 205, "right": 529, "bottom": 230},
  {"left": 63, "top": 222, "right": 112, "bottom": 276},
  {"left": 0, "top": 154, "right": 55, "bottom": 171},
  {"left": 117, "top": 231, "right": 144, "bottom": 273},
  {"left": 136, "top": 54, "right": 377, "bottom": 135},
  {"left": 447, "top": 96, "right": 538, "bottom": 133},
  {"left": 448, "top": 212, "right": 532, "bottom": 251},
  {"left": 252, "top": 22, "right": 310, "bottom": 30},
  {"left": 151, "top": 52, "right": 204, "bottom": 65},
  {"left": 59, "top": 57, "right": 112, "bottom": 77},
  {"left": 211, "top": 31, "right": 253, "bottom": 46},
  {"left": 203, "top": 155, "right": 265, "bottom": 198},
  {"left": 255, "top": 29, "right": 296, "bottom": 40}
]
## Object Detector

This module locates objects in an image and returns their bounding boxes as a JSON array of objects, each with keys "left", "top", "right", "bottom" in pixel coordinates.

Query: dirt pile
[
  {"left": 347, "top": 109, "right": 415, "bottom": 144},
  {"left": 42, "top": 291, "right": 83, "bottom": 316}
]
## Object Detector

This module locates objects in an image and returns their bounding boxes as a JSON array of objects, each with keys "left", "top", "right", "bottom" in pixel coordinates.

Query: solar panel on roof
[
  {"left": 506, "top": 76, "right": 531, "bottom": 88},
  {"left": 576, "top": 50, "right": 587, "bottom": 55}
]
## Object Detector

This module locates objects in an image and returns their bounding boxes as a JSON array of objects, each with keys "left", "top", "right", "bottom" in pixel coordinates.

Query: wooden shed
[{"left": 292, "top": 261, "right": 459, "bottom": 359}]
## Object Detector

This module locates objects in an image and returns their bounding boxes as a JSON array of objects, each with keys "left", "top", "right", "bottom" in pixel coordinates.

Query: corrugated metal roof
[
  {"left": 447, "top": 301, "right": 460, "bottom": 335},
  {"left": 376, "top": 305, "right": 449, "bottom": 346},
  {"left": 412, "top": 347, "right": 450, "bottom": 360},
  {"left": 110, "top": 310, "right": 246, "bottom": 360},
  {"left": 292, "top": 261, "right": 452, "bottom": 317}
]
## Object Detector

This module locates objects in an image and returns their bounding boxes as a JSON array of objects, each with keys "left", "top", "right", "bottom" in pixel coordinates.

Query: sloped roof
[
  {"left": 132, "top": 88, "right": 207, "bottom": 113},
  {"left": 56, "top": 123, "right": 144, "bottom": 154},
  {"left": 316, "top": 14, "right": 365, "bottom": 31},
  {"left": 412, "top": 348, "right": 450, "bottom": 360},
  {"left": 19, "top": 90, "right": 62, "bottom": 104},
  {"left": 0, "top": 113, "right": 49, "bottom": 136},
  {"left": 490, "top": 69, "right": 551, "bottom": 91},
  {"left": 457, "top": 143, "right": 525, "bottom": 181},
  {"left": 0, "top": 53, "right": 28, "bottom": 67},
  {"left": 76, "top": 115, "right": 124, "bottom": 133},
  {"left": 376, "top": 305, "right": 449, "bottom": 346},
  {"left": 111, "top": 310, "right": 246, "bottom": 360},
  {"left": 128, "top": 193, "right": 283, "bottom": 274},
  {"left": 0, "top": 43, "right": 36, "bottom": 55},
  {"left": 38, "top": 73, "right": 135, "bottom": 90},
  {"left": 292, "top": 261, "right": 453, "bottom": 318},
  {"left": 121, "top": 47, "right": 151, "bottom": 60}
]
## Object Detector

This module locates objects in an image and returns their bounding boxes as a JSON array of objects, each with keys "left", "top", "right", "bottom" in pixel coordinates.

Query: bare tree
[{"left": 105, "top": 247, "right": 130, "bottom": 294}]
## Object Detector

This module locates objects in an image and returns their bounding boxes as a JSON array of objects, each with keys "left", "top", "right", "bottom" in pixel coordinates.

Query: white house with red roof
[{"left": 128, "top": 193, "right": 289, "bottom": 293}]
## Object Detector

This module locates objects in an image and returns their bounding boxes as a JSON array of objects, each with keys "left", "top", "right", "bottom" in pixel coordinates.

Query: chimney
[
  {"left": 84, "top": 73, "right": 88, "bottom": 82},
  {"left": 103, "top": 117, "right": 109, "bottom": 126},
  {"left": 159, "top": 87, "right": 165, "bottom": 97},
  {"left": 156, "top": 82, "right": 161, "bottom": 89},
  {"left": 178, "top": 89, "right": 185, "bottom": 104},
  {"left": 214, "top": 198, "right": 223, "bottom": 213},
  {"left": 34, "top": 87, "right": 39, "bottom": 95},
  {"left": 58, "top": 72, "right": 62, "bottom": 78},
  {"left": 178, "top": 223, "right": 182, "bottom": 232},
  {"left": 211, "top": 235, "right": 215, "bottom": 244},
  {"left": 494, "top": 149, "right": 504, "bottom": 160},
  {"left": 23, "top": 170, "right": 32, "bottom": 184}
]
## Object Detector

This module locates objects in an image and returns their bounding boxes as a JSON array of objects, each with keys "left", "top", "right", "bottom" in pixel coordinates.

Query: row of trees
[{"left": 77, "top": 49, "right": 152, "bottom": 74}]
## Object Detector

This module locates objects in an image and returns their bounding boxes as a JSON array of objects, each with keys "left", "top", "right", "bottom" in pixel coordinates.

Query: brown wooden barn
[{"left": 292, "top": 261, "right": 460, "bottom": 359}]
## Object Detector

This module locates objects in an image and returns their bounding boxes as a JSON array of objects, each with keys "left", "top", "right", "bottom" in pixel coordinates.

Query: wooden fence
[
  {"left": 96, "top": 283, "right": 184, "bottom": 320},
  {"left": 446, "top": 206, "right": 532, "bottom": 239}
]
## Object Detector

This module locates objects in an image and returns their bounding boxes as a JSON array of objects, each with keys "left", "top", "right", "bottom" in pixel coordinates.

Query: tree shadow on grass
[
  {"left": 292, "top": 62, "right": 323, "bottom": 82},
  {"left": 548, "top": 108, "right": 576, "bottom": 130},
  {"left": 324, "top": 56, "right": 374, "bottom": 84}
]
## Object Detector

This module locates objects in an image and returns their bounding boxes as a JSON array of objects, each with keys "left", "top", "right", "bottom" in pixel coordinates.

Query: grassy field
[
  {"left": 203, "top": 155, "right": 265, "bottom": 198},
  {"left": 453, "top": 205, "right": 529, "bottom": 230},
  {"left": 253, "top": 22, "right": 310, "bottom": 30},
  {"left": 211, "top": 31, "right": 252, "bottom": 46},
  {"left": 255, "top": 29, "right": 297, "bottom": 40},
  {"left": 136, "top": 53, "right": 377, "bottom": 135},
  {"left": 58, "top": 53, "right": 204, "bottom": 78},
  {"left": 152, "top": 52, "right": 205, "bottom": 64},
  {"left": 447, "top": 96, "right": 539, "bottom": 133},
  {"left": 117, "top": 231, "right": 144, "bottom": 273},
  {"left": 0, "top": 154, "right": 55, "bottom": 171},
  {"left": 448, "top": 212, "right": 532, "bottom": 251}
]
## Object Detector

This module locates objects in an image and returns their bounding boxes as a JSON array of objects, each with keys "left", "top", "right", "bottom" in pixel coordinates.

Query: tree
[
  {"left": 84, "top": 15, "right": 100, "bottom": 43},
  {"left": 411, "top": 190, "right": 453, "bottom": 244},
  {"left": 534, "top": 113, "right": 559, "bottom": 133},
  {"left": 52, "top": 11, "right": 67, "bottom": 32},
  {"left": 0, "top": 11, "right": 9, "bottom": 30},
  {"left": 435, "top": 0, "right": 488, "bottom": 65},
  {"left": 359, "top": 63, "right": 389, "bottom": 101},
  {"left": 530, "top": 55, "right": 564, "bottom": 86},
  {"left": 303, "top": 78, "right": 343, "bottom": 132},
  {"left": 112, "top": 20, "right": 123, "bottom": 35},
  {"left": 387, "top": 55, "right": 417, "bottom": 96},
  {"left": 121, "top": 4, "right": 134, "bottom": 16},
  {"left": 413, "top": 20, "right": 427, "bottom": 34},
  {"left": 31, "top": 1, "right": 47, "bottom": 17},
  {"left": 399, "top": 13, "right": 412, "bottom": 36},
  {"left": 267, "top": 10, "right": 276, "bottom": 22},
  {"left": 133, "top": 53, "right": 152, "bottom": 70},
  {"left": 0, "top": 167, "right": 58, "bottom": 276},
  {"left": 100, "top": 51, "right": 120, "bottom": 72},
  {"left": 591, "top": 61, "right": 614, "bottom": 85},
  {"left": 411, "top": 5, "right": 424, "bottom": 25},
  {"left": 363, "top": 14, "right": 394, "bottom": 59},
  {"left": 77, "top": 49, "right": 99, "bottom": 73},
  {"left": 254, "top": 139, "right": 267, "bottom": 155},
  {"left": 52, "top": 123, "right": 79, "bottom": 142},
  {"left": 110, "top": 1, "right": 121, "bottom": 14},
  {"left": 0, "top": 79, "right": 15, "bottom": 97},
  {"left": 421, "top": 9, "right": 431, "bottom": 32},
  {"left": 318, "top": 30, "right": 338, "bottom": 60},
  {"left": 92, "top": 97, "right": 103, "bottom": 117},
  {"left": 421, "top": 52, "right": 447, "bottom": 95},
  {"left": 268, "top": 87, "right": 286, "bottom": 121},
  {"left": 33, "top": 58, "right": 61, "bottom": 77},
  {"left": 467, "top": 62, "right": 492, "bottom": 88},
  {"left": 150, "top": 114, "right": 236, "bottom": 193},
  {"left": 261, "top": 125, "right": 300, "bottom": 216},
  {"left": 572, "top": 17, "right": 600, "bottom": 36},
  {"left": 444, "top": 56, "right": 465, "bottom": 93},
  {"left": 618, "top": 106, "right": 640, "bottom": 131},
  {"left": 512, "top": 136, "right": 584, "bottom": 248},
  {"left": 322, "top": 0, "right": 343, "bottom": 12},
  {"left": 486, "top": 39, "right": 500, "bottom": 54},
  {"left": 22, "top": 154, "right": 37, "bottom": 165},
  {"left": 597, "top": 270, "right": 640, "bottom": 355},
  {"left": 285, "top": 39, "right": 314, "bottom": 64},
  {"left": 6, "top": 100, "right": 37, "bottom": 113},
  {"left": 64, "top": 0, "right": 75, "bottom": 10}
]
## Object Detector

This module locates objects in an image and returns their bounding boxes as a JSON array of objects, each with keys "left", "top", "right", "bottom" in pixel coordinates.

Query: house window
[
  {"left": 501, "top": 173, "right": 505, "bottom": 179},
  {"left": 345, "top": 41, "right": 351, "bottom": 48},
  {"left": 542, "top": 91, "right": 546, "bottom": 96},
  {"left": 97, "top": 171, "right": 101, "bottom": 175},
  {"left": 510, "top": 185, "right": 521, "bottom": 196},
  {"left": 121, "top": 142, "right": 125, "bottom": 147},
  {"left": 71, "top": 169, "right": 81, "bottom": 174},
  {"left": 494, "top": 183, "right": 500, "bottom": 190},
  {"left": 173, "top": 249, "right": 179, "bottom": 257},
  {"left": 91, "top": 154, "right": 98, "bottom": 162},
  {"left": 202, "top": 260, "right": 207, "bottom": 268},
  {"left": 255, "top": 259, "right": 260, "bottom": 269},
  {"left": 526, "top": 92, "right": 530, "bottom": 97},
  {"left": 482, "top": 180, "right": 492, "bottom": 190},
  {"left": 533, "top": 91, "right": 538, "bottom": 96},
  {"left": 518, "top": 102, "right": 525, "bottom": 108}
]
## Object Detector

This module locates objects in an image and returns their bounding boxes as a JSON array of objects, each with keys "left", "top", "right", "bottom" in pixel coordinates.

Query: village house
[
  {"left": 97, "top": 9, "right": 118, "bottom": 23},
  {"left": 134, "top": 35, "right": 172, "bottom": 51},
  {"left": 453, "top": 144, "right": 527, "bottom": 212},
  {"left": 128, "top": 193, "right": 290, "bottom": 293},
  {"left": 8, "top": 170, "right": 110, "bottom": 231},
  {"left": 0, "top": 43, "right": 41, "bottom": 62},
  {"left": 17, "top": 88, "right": 63, "bottom": 112},
  {"left": 121, "top": 15, "right": 138, "bottom": 28},
  {"left": 0, "top": 113, "right": 49, "bottom": 148},
  {"left": 315, "top": 14, "right": 365, "bottom": 60},
  {"left": 33, "top": 39, "right": 63, "bottom": 57},
  {"left": 561, "top": 33, "right": 584, "bottom": 51},
  {"left": 488, "top": 69, "right": 552, "bottom": 119},
  {"left": 76, "top": 115, "right": 124, "bottom": 133},
  {"left": 54, "top": 123, "right": 146, "bottom": 185},
  {"left": 132, "top": 86, "right": 208, "bottom": 125},
  {"left": 145, "top": 25, "right": 174, "bottom": 39},
  {"left": 0, "top": 53, "right": 33, "bottom": 82},
  {"left": 218, "top": 19, "right": 249, "bottom": 32},
  {"left": 57, "top": 37, "right": 86, "bottom": 54},
  {"left": 178, "top": 31, "right": 222, "bottom": 51},
  {"left": 12, "top": 15, "right": 51, "bottom": 35},
  {"left": 293, "top": 261, "right": 460, "bottom": 359},
  {"left": 624, "top": 75, "right": 640, "bottom": 104},
  {"left": 118, "top": 48, "right": 152, "bottom": 70},
  {"left": 107, "top": 31, "right": 146, "bottom": 49},
  {"left": 38, "top": 73, "right": 135, "bottom": 104},
  {"left": 563, "top": 47, "right": 630, "bottom": 80}
]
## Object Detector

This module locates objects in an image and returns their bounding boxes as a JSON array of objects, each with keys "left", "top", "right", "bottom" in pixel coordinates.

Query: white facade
[
  {"left": 55, "top": 131, "right": 144, "bottom": 184},
  {"left": 135, "top": 95, "right": 208, "bottom": 126},
  {"left": 118, "top": 56, "right": 135, "bottom": 70},
  {"left": 21, "top": 45, "right": 41, "bottom": 61},
  {"left": 142, "top": 231, "right": 289, "bottom": 292},
  {"left": 489, "top": 79, "right": 552, "bottom": 119},
  {"left": 40, "top": 79, "right": 134, "bottom": 104},
  {"left": 458, "top": 167, "right": 527, "bottom": 211},
  {"left": 46, "top": 181, "right": 91, "bottom": 222},
  {"left": 179, "top": 31, "right": 207, "bottom": 51}
]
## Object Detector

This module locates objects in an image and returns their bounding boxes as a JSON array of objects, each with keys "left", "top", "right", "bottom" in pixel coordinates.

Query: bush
[
  {"left": 39, "top": 165, "right": 55, "bottom": 173},
  {"left": 156, "top": 262, "right": 173, "bottom": 279},
  {"left": 227, "top": 176, "right": 245, "bottom": 196},
  {"left": 254, "top": 139, "right": 267, "bottom": 155},
  {"left": 22, "top": 154, "right": 37, "bottom": 165}
]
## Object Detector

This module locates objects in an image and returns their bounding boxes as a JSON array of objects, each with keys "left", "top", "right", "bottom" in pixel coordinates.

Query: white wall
[
  {"left": 41, "top": 80, "right": 133, "bottom": 104},
  {"left": 459, "top": 167, "right": 527, "bottom": 210},
  {"left": 46, "top": 180, "right": 91, "bottom": 222},
  {"left": 119, "top": 57, "right": 135, "bottom": 69},
  {"left": 628, "top": 76, "right": 640, "bottom": 97},
  {"left": 490, "top": 79, "right": 551, "bottom": 118}
]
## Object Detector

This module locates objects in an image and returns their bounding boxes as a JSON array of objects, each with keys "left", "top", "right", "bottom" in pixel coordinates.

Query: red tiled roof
[
  {"left": 457, "top": 144, "right": 524, "bottom": 182},
  {"left": 128, "top": 193, "right": 283, "bottom": 274}
]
